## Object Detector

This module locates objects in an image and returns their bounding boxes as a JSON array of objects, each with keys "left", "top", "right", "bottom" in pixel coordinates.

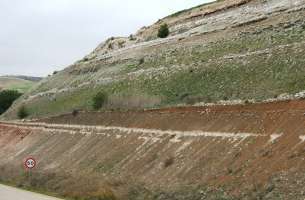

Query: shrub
[
  {"left": 72, "top": 109, "right": 79, "bottom": 117},
  {"left": 92, "top": 92, "right": 108, "bottom": 110},
  {"left": 129, "top": 34, "right": 136, "bottom": 41},
  {"left": 163, "top": 156, "right": 174, "bottom": 168},
  {"left": 157, "top": 23, "right": 169, "bottom": 38},
  {"left": 17, "top": 105, "right": 29, "bottom": 119},
  {"left": 138, "top": 58, "right": 145, "bottom": 65},
  {"left": 0, "top": 90, "right": 22, "bottom": 115}
]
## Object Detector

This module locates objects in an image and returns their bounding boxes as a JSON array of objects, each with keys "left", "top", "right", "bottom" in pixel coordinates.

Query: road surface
[{"left": 0, "top": 184, "right": 62, "bottom": 200}]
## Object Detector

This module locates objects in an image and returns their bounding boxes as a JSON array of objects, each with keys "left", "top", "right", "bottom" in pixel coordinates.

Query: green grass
[
  {"left": 0, "top": 77, "right": 36, "bottom": 93},
  {"left": 26, "top": 88, "right": 98, "bottom": 118},
  {"left": 8, "top": 82, "right": 34, "bottom": 93},
  {"left": 7, "top": 21, "right": 305, "bottom": 118},
  {"left": 126, "top": 44, "right": 305, "bottom": 105},
  {"left": 23, "top": 40, "right": 305, "bottom": 118}
]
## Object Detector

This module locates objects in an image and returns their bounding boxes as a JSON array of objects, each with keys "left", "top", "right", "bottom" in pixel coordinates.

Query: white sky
[{"left": 0, "top": 0, "right": 214, "bottom": 77}]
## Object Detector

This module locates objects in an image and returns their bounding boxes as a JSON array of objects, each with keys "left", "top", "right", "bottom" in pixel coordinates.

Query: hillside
[
  {"left": 0, "top": 76, "right": 38, "bottom": 93},
  {"left": 0, "top": 99, "right": 304, "bottom": 199},
  {"left": 4, "top": 0, "right": 305, "bottom": 119},
  {"left": 1, "top": 1, "right": 305, "bottom": 199}
]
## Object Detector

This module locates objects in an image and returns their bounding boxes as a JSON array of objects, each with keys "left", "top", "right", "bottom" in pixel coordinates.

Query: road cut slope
[{"left": 0, "top": 100, "right": 305, "bottom": 199}]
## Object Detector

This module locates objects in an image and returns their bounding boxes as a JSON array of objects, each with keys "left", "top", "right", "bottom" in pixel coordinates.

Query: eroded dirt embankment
[{"left": 0, "top": 100, "right": 305, "bottom": 199}]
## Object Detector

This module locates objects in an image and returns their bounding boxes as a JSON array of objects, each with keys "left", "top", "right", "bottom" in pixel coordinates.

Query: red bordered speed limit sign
[{"left": 24, "top": 157, "right": 36, "bottom": 169}]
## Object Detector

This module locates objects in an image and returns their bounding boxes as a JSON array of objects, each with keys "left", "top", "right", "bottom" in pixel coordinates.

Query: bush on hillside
[
  {"left": 72, "top": 109, "right": 79, "bottom": 117},
  {"left": 92, "top": 92, "right": 108, "bottom": 110},
  {"left": 157, "top": 24, "right": 169, "bottom": 38},
  {"left": 17, "top": 105, "right": 29, "bottom": 119},
  {"left": 138, "top": 58, "right": 145, "bottom": 65},
  {"left": 0, "top": 90, "right": 22, "bottom": 115},
  {"left": 129, "top": 34, "right": 136, "bottom": 41},
  {"left": 163, "top": 156, "right": 174, "bottom": 168}
]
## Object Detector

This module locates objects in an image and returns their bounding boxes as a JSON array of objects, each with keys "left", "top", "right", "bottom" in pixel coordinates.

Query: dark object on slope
[
  {"left": 92, "top": 92, "right": 108, "bottom": 110},
  {"left": 0, "top": 90, "right": 22, "bottom": 115},
  {"left": 17, "top": 105, "right": 29, "bottom": 119},
  {"left": 158, "top": 24, "right": 170, "bottom": 38}
]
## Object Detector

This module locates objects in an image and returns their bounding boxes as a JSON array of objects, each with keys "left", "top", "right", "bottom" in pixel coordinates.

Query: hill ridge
[{"left": 3, "top": 0, "right": 305, "bottom": 119}]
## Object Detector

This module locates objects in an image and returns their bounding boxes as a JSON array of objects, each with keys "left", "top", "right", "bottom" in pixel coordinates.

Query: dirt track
[{"left": 0, "top": 100, "right": 305, "bottom": 199}]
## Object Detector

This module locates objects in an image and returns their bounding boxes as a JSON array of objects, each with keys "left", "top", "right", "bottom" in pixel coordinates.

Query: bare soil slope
[{"left": 0, "top": 100, "right": 304, "bottom": 199}]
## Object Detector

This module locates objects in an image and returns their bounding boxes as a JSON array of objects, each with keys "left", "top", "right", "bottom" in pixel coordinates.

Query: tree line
[{"left": 0, "top": 90, "right": 22, "bottom": 115}]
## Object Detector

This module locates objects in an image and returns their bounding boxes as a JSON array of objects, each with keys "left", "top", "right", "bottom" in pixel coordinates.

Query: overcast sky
[{"left": 0, "top": 0, "right": 213, "bottom": 77}]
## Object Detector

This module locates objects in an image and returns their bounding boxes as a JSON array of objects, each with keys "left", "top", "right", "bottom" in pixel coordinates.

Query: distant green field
[{"left": 0, "top": 77, "right": 36, "bottom": 93}]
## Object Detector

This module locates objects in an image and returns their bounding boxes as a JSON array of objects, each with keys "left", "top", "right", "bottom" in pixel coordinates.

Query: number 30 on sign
[{"left": 24, "top": 157, "right": 36, "bottom": 169}]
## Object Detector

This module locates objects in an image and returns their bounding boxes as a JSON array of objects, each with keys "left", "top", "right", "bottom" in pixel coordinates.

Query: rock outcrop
[{"left": 4, "top": 0, "right": 305, "bottom": 119}]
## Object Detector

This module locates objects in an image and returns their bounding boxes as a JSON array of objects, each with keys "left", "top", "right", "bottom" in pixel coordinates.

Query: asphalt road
[{"left": 0, "top": 184, "right": 62, "bottom": 200}]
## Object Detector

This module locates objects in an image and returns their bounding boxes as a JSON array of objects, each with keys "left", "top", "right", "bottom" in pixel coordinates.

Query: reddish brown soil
[
  {"left": 39, "top": 99, "right": 305, "bottom": 135},
  {"left": 0, "top": 99, "right": 304, "bottom": 199}
]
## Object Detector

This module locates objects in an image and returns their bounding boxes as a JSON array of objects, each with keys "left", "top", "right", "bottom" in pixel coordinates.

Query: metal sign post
[{"left": 24, "top": 157, "right": 36, "bottom": 182}]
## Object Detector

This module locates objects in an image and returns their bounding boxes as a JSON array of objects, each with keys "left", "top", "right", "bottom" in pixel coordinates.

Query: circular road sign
[{"left": 24, "top": 157, "right": 36, "bottom": 169}]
